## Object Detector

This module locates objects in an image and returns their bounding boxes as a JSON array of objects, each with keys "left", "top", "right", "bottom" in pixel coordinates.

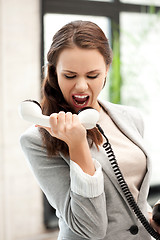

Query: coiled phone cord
[{"left": 96, "top": 123, "right": 160, "bottom": 240}]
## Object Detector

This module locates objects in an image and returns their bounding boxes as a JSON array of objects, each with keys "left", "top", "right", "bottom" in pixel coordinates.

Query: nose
[{"left": 75, "top": 78, "right": 88, "bottom": 92}]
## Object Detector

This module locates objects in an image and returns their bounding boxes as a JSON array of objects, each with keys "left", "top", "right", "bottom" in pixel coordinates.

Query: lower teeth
[
  {"left": 74, "top": 99, "right": 87, "bottom": 106},
  {"left": 75, "top": 101, "right": 86, "bottom": 106}
]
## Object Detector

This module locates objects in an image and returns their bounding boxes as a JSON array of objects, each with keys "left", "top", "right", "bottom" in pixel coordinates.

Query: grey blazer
[{"left": 20, "top": 100, "right": 152, "bottom": 240}]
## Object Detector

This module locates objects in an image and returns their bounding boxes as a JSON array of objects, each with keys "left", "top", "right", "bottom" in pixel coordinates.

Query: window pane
[
  {"left": 120, "top": 0, "right": 160, "bottom": 6},
  {"left": 44, "top": 13, "right": 111, "bottom": 100},
  {"left": 120, "top": 12, "right": 160, "bottom": 184}
]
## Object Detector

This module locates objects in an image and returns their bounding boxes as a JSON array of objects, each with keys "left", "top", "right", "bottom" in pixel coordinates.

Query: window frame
[{"left": 40, "top": 0, "right": 160, "bottom": 69}]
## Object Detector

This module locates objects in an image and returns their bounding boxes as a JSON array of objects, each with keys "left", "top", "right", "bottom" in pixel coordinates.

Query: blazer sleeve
[{"left": 20, "top": 127, "right": 108, "bottom": 239}]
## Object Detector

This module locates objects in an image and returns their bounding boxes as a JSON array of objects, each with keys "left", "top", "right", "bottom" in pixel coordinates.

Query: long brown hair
[{"left": 40, "top": 20, "right": 112, "bottom": 157}]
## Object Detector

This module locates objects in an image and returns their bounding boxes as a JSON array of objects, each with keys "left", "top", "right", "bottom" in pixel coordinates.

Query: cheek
[
  {"left": 93, "top": 78, "right": 105, "bottom": 95},
  {"left": 57, "top": 76, "right": 66, "bottom": 97},
  {"left": 57, "top": 78, "right": 72, "bottom": 99}
]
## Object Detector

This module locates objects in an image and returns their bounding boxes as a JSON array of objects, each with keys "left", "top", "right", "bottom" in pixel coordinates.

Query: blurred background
[{"left": 0, "top": 0, "right": 160, "bottom": 239}]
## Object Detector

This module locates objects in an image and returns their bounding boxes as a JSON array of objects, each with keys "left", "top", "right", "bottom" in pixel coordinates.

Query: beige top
[{"left": 98, "top": 107, "right": 147, "bottom": 202}]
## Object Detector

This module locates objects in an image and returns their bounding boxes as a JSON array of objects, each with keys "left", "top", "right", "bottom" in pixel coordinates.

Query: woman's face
[{"left": 56, "top": 46, "right": 109, "bottom": 112}]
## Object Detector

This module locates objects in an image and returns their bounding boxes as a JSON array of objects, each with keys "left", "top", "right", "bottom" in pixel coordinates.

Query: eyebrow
[
  {"left": 62, "top": 70, "right": 77, "bottom": 74},
  {"left": 62, "top": 69, "right": 100, "bottom": 74},
  {"left": 87, "top": 70, "right": 100, "bottom": 74}
]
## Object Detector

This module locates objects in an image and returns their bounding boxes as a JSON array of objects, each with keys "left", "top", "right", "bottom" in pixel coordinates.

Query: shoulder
[
  {"left": 99, "top": 99, "right": 142, "bottom": 117},
  {"left": 109, "top": 101, "right": 142, "bottom": 118},
  {"left": 19, "top": 126, "right": 51, "bottom": 164},
  {"left": 20, "top": 126, "right": 69, "bottom": 166},
  {"left": 20, "top": 125, "right": 43, "bottom": 150}
]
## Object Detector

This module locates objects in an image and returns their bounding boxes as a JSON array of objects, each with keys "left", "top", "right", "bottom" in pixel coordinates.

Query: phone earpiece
[
  {"left": 18, "top": 100, "right": 99, "bottom": 129},
  {"left": 18, "top": 100, "right": 51, "bottom": 127}
]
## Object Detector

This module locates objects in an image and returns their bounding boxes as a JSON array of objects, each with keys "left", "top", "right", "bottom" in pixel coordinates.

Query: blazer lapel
[
  {"left": 97, "top": 99, "right": 151, "bottom": 206},
  {"left": 98, "top": 99, "right": 148, "bottom": 156}
]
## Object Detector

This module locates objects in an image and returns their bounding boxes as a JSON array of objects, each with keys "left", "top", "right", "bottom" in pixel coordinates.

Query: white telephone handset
[{"left": 18, "top": 100, "right": 99, "bottom": 130}]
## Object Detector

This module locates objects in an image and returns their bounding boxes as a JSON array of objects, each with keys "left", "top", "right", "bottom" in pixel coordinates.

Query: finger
[
  {"left": 50, "top": 113, "right": 58, "bottom": 134},
  {"left": 35, "top": 124, "right": 53, "bottom": 135},
  {"left": 65, "top": 112, "right": 72, "bottom": 126},
  {"left": 57, "top": 111, "right": 65, "bottom": 132},
  {"left": 35, "top": 125, "right": 51, "bottom": 131},
  {"left": 151, "top": 219, "right": 160, "bottom": 234},
  {"left": 72, "top": 114, "right": 80, "bottom": 125}
]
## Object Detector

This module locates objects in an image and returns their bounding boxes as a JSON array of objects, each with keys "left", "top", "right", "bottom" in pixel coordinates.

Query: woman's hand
[
  {"left": 149, "top": 212, "right": 160, "bottom": 234},
  {"left": 36, "top": 111, "right": 95, "bottom": 176},
  {"left": 38, "top": 111, "right": 87, "bottom": 148}
]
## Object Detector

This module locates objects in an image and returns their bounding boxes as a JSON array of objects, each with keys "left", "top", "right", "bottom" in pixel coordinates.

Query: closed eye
[
  {"left": 87, "top": 74, "right": 99, "bottom": 79},
  {"left": 64, "top": 75, "right": 76, "bottom": 79}
]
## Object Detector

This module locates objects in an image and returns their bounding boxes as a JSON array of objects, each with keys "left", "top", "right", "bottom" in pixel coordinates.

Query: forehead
[{"left": 56, "top": 46, "right": 106, "bottom": 72}]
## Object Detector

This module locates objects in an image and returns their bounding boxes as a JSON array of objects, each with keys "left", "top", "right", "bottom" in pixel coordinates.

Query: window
[
  {"left": 120, "top": 11, "right": 160, "bottom": 184},
  {"left": 120, "top": 0, "right": 160, "bottom": 6}
]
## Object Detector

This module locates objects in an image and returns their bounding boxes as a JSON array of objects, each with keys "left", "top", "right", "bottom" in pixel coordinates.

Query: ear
[
  {"left": 105, "top": 65, "right": 110, "bottom": 78},
  {"left": 102, "top": 65, "right": 110, "bottom": 89}
]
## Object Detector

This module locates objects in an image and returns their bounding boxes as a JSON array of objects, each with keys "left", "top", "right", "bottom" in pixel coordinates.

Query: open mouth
[{"left": 72, "top": 94, "right": 89, "bottom": 108}]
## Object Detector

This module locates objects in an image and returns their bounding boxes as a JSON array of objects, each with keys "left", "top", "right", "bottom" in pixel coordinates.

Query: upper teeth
[{"left": 74, "top": 95, "right": 88, "bottom": 99}]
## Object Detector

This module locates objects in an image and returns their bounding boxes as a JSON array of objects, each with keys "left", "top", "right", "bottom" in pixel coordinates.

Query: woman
[{"left": 20, "top": 20, "right": 159, "bottom": 239}]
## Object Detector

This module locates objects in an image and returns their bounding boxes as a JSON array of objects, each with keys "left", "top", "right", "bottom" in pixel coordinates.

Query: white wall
[{"left": 0, "top": 0, "right": 46, "bottom": 239}]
